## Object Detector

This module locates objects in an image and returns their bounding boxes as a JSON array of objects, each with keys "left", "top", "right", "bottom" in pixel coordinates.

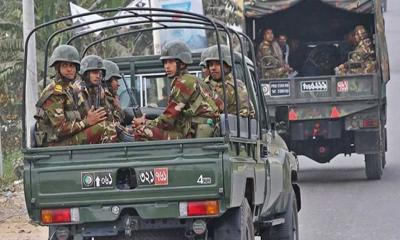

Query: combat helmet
[
  {"left": 354, "top": 25, "right": 368, "bottom": 41},
  {"left": 80, "top": 55, "right": 106, "bottom": 76},
  {"left": 48, "top": 44, "right": 80, "bottom": 70},
  {"left": 199, "top": 48, "right": 209, "bottom": 67},
  {"left": 160, "top": 40, "right": 193, "bottom": 64},
  {"left": 103, "top": 60, "right": 122, "bottom": 82},
  {"left": 204, "top": 45, "right": 233, "bottom": 67}
]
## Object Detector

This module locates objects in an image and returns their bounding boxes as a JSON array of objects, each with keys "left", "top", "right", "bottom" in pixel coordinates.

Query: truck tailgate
[
  {"left": 25, "top": 139, "right": 225, "bottom": 208},
  {"left": 260, "top": 74, "right": 380, "bottom": 105}
]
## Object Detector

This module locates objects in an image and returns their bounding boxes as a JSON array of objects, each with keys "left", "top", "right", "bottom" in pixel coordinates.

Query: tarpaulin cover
[{"left": 245, "top": 0, "right": 375, "bottom": 18}]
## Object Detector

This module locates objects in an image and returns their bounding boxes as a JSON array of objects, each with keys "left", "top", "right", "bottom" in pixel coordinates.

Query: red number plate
[
  {"left": 337, "top": 80, "right": 349, "bottom": 93},
  {"left": 154, "top": 168, "right": 168, "bottom": 185}
]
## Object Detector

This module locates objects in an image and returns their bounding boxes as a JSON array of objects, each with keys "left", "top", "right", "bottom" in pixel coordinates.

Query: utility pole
[
  {"left": 23, "top": 0, "right": 38, "bottom": 148},
  {"left": 0, "top": 128, "right": 3, "bottom": 177}
]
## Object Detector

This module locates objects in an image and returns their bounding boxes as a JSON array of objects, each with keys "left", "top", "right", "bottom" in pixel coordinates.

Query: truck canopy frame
[{"left": 23, "top": 7, "right": 265, "bottom": 149}]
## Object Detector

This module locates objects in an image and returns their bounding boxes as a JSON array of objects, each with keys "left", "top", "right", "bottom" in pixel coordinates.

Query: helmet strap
[
  {"left": 83, "top": 72, "right": 96, "bottom": 88},
  {"left": 174, "top": 60, "right": 187, "bottom": 77}
]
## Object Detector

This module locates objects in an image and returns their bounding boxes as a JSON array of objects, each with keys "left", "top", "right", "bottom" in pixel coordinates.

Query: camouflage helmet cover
[
  {"left": 48, "top": 44, "right": 80, "bottom": 69},
  {"left": 103, "top": 60, "right": 122, "bottom": 81},
  {"left": 80, "top": 55, "right": 106, "bottom": 76},
  {"left": 160, "top": 40, "right": 193, "bottom": 64},
  {"left": 204, "top": 45, "right": 233, "bottom": 67}
]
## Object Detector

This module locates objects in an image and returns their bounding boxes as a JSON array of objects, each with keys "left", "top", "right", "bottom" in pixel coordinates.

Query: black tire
[
  {"left": 382, "top": 151, "right": 387, "bottom": 169},
  {"left": 382, "top": 126, "right": 387, "bottom": 169},
  {"left": 262, "top": 191, "right": 299, "bottom": 240},
  {"left": 365, "top": 153, "right": 383, "bottom": 180},
  {"left": 48, "top": 226, "right": 56, "bottom": 240},
  {"left": 212, "top": 199, "right": 254, "bottom": 240}
]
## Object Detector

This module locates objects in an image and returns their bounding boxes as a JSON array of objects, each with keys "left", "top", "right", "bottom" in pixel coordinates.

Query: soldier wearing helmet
[
  {"left": 103, "top": 60, "right": 124, "bottom": 124},
  {"left": 77, "top": 55, "right": 117, "bottom": 143},
  {"left": 257, "top": 28, "right": 292, "bottom": 79},
  {"left": 204, "top": 45, "right": 254, "bottom": 118},
  {"left": 34, "top": 45, "right": 112, "bottom": 146},
  {"left": 335, "top": 25, "right": 376, "bottom": 75},
  {"left": 78, "top": 55, "right": 107, "bottom": 110},
  {"left": 132, "top": 40, "right": 223, "bottom": 140},
  {"left": 199, "top": 48, "right": 210, "bottom": 78}
]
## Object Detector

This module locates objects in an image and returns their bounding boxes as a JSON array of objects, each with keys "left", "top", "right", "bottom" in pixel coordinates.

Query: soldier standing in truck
[{"left": 257, "top": 28, "right": 292, "bottom": 79}]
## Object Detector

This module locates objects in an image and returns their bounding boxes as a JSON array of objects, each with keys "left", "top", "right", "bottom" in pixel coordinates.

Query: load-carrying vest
[
  {"left": 180, "top": 73, "right": 222, "bottom": 137},
  {"left": 35, "top": 81, "right": 82, "bottom": 145}
]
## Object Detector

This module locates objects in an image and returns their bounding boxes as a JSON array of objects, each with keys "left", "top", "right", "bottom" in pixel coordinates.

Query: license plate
[{"left": 138, "top": 168, "right": 168, "bottom": 186}]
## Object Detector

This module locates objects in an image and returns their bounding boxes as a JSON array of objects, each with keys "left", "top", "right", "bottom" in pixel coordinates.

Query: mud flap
[{"left": 354, "top": 129, "right": 380, "bottom": 154}]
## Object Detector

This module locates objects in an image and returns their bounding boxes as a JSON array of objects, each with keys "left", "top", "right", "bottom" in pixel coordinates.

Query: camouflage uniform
[
  {"left": 34, "top": 45, "right": 116, "bottom": 146},
  {"left": 336, "top": 25, "right": 376, "bottom": 75},
  {"left": 35, "top": 81, "right": 117, "bottom": 146},
  {"left": 102, "top": 59, "right": 130, "bottom": 141},
  {"left": 104, "top": 88, "right": 124, "bottom": 123},
  {"left": 78, "top": 55, "right": 118, "bottom": 143},
  {"left": 257, "top": 40, "right": 290, "bottom": 79},
  {"left": 204, "top": 74, "right": 253, "bottom": 117},
  {"left": 205, "top": 45, "right": 254, "bottom": 118},
  {"left": 134, "top": 41, "right": 223, "bottom": 141},
  {"left": 103, "top": 60, "right": 124, "bottom": 124}
]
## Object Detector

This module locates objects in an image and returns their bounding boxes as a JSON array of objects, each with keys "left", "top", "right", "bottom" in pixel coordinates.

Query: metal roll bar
[{"left": 23, "top": 7, "right": 261, "bottom": 148}]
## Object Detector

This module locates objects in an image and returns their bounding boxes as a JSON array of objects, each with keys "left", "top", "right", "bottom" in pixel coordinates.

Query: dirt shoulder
[{"left": 0, "top": 181, "right": 47, "bottom": 240}]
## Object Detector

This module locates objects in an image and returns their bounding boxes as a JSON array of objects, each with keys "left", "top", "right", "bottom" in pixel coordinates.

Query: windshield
[{"left": 119, "top": 71, "right": 201, "bottom": 109}]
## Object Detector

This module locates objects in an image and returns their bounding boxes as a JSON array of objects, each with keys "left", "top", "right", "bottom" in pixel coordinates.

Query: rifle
[{"left": 121, "top": 74, "right": 143, "bottom": 118}]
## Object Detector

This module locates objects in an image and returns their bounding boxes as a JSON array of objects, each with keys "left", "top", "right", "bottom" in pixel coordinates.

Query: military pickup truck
[
  {"left": 22, "top": 8, "right": 300, "bottom": 240},
  {"left": 245, "top": 0, "right": 389, "bottom": 180}
]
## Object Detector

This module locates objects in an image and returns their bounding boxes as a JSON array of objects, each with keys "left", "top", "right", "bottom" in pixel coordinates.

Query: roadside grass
[{"left": 0, "top": 150, "right": 22, "bottom": 188}]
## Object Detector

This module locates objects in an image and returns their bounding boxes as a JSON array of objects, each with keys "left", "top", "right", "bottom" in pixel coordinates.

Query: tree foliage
[{"left": 0, "top": 0, "right": 131, "bottom": 172}]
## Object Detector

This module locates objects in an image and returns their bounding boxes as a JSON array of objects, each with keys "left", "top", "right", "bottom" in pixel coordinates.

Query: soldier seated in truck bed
[
  {"left": 335, "top": 25, "right": 376, "bottom": 75},
  {"left": 34, "top": 45, "right": 116, "bottom": 146},
  {"left": 131, "top": 40, "right": 223, "bottom": 141}
]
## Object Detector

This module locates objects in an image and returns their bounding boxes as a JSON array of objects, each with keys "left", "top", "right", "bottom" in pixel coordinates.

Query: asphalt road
[{"left": 298, "top": 1, "right": 400, "bottom": 240}]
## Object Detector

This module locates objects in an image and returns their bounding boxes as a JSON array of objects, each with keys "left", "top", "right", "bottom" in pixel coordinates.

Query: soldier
[
  {"left": 34, "top": 45, "right": 112, "bottom": 146},
  {"left": 199, "top": 48, "right": 210, "bottom": 78},
  {"left": 78, "top": 55, "right": 117, "bottom": 143},
  {"left": 103, "top": 59, "right": 124, "bottom": 124},
  {"left": 335, "top": 25, "right": 376, "bottom": 75},
  {"left": 257, "top": 28, "right": 292, "bottom": 79},
  {"left": 278, "top": 34, "right": 290, "bottom": 64},
  {"left": 132, "top": 40, "right": 223, "bottom": 140},
  {"left": 204, "top": 45, "right": 254, "bottom": 118}
]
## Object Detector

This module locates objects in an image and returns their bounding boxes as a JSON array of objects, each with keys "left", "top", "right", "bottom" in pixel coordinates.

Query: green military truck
[
  {"left": 22, "top": 8, "right": 300, "bottom": 240},
  {"left": 245, "top": 0, "right": 389, "bottom": 180}
]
